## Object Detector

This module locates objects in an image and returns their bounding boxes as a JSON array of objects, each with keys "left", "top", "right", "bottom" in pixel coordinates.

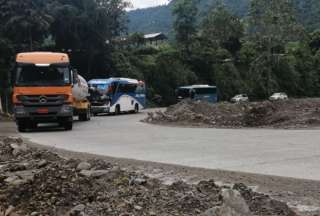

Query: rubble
[
  {"left": 0, "top": 136, "right": 298, "bottom": 215},
  {"left": 143, "top": 99, "right": 320, "bottom": 128}
]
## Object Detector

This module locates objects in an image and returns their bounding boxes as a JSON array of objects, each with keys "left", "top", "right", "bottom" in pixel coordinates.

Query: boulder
[
  {"left": 76, "top": 162, "right": 91, "bottom": 171},
  {"left": 201, "top": 189, "right": 252, "bottom": 216},
  {"left": 79, "top": 170, "right": 109, "bottom": 178}
]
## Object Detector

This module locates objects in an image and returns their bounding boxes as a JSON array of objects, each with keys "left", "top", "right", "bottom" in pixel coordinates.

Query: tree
[
  {"left": 248, "top": 0, "right": 305, "bottom": 97},
  {"left": 201, "top": 5, "right": 244, "bottom": 54},
  {"left": 48, "top": 0, "right": 129, "bottom": 78},
  {"left": 0, "top": 0, "right": 53, "bottom": 51},
  {"left": 173, "top": 0, "right": 199, "bottom": 54}
]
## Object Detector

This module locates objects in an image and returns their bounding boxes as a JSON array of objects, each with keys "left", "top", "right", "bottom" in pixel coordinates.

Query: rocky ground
[
  {"left": 0, "top": 136, "right": 298, "bottom": 216},
  {"left": 143, "top": 99, "right": 320, "bottom": 129}
]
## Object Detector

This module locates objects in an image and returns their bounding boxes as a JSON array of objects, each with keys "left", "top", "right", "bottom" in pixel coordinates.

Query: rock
[
  {"left": 69, "top": 204, "right": 86, "bottom": 216},
  {"left": 219, "top": 189, "right": 252, "bottom": 216},
  {"left": 37, "top": 159, "right": 48, "bottom": 168},
  {"left": 202, "top": 189, "right": 252, "bottom": 216},
  {"left": 30, "top": 212, "right": 39, "bottom": 216},
  {"left": 134, "top": 205, "right": 143, "bottom": 211},
  {"left": 201, "top": 207, "right": 219, "bottom": 216},
  {"left": 3, "top": 137, "right": 23, "bottom": 145},
  {"left": 76, "top": 162, "right": 91, "bottom": 171},
  {"left": 4, "top": 175, "right": 21, "bottom": 185},
  {"left": 9, "top": 141, "right": 28, "bottom": 156},
  {"left": 129, "top": 177, "right": 147, "bottom": 185},
  {"left": 79, "top": 170, "right": 109, "bottom": 178},
  {"left": 4, "top": 205, "right": 15, "bottom": 216}
]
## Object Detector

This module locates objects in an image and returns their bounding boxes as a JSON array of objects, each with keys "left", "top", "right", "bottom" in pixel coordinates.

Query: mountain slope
[
  {"left": 127, "top": 0, "right": 320, "bottom": 34},
  {"left": 127, "top": 0, "right": 249, "bottom": 34}
]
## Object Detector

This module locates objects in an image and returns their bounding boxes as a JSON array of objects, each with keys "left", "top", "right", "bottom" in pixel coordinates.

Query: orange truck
[{"left": 12, "top": 52, "right": 91, "bottom": 132}]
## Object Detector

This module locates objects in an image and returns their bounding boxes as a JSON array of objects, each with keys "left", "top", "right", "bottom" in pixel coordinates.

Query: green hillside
[
  {"left": 127, "top": 0, "right": 320, "bottom": 34},
  {"left": 127, "top": 0, "right": 248, "bottom": 34}
]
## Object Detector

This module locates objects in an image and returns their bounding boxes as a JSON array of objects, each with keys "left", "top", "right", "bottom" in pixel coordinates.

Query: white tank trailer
[{"left": 72, "top": 75, "right": 90, "bottom": 101}]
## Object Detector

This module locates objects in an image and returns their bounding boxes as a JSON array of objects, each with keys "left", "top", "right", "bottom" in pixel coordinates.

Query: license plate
[{"left": 37, "top": 108, "right": 49, "bottom": 114}]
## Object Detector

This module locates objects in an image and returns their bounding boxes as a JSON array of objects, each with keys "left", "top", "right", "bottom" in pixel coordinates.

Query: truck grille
[{"left": 20, "top": 95, "right": 65, "bottom": 106}]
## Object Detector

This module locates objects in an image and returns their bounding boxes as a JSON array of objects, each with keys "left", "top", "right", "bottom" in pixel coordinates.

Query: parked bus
[
  {"left": 88, "top": 78, "right": 146, "bottom": 115},
  {"left": 175, "top": 85, "right": 218, "bottom": 103}
]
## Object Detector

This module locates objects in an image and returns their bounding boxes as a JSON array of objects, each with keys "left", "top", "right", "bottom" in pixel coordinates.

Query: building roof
[
  {"left": 144, "top": 32, "right": 167, "bottom": 40},
  {"left": 179, "top": 85, "right": 217, "bottom": 89},
  {"left": 16, "top": 52, "right": 69, "bottom": 64}
]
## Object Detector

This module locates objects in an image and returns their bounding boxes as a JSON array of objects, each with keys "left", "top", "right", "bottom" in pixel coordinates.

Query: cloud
[{"left": 129, "top": 0, "right": 170, "bottom": 9}]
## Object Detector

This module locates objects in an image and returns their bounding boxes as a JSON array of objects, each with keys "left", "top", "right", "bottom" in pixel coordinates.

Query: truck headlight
[
  {"left": 60, "top": 105, "right": 73, "bottom": 113},
  {"left": 15, "top": 106, "right": 26, "bottom": 115}
]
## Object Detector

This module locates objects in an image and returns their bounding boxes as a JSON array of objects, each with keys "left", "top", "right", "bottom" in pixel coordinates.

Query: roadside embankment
[
  {"left": 0, "top": 136, "right": 298, "bottom": 216},
  {"left": 144, "top": 99, "right": 320, "bottom": 129}
]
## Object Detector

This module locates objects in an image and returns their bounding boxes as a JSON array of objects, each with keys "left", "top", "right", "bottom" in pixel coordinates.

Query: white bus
[{"left": 88, "top": 78, "right": 146, "bottom": 115}]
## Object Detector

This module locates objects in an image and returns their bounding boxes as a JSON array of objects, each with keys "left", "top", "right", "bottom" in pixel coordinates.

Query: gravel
[
  {"left": 143, "top": 99, "right": 320, "bottom": 129},
  {"left": 0, "top": 136, "right": 298, "bottom": 216}
]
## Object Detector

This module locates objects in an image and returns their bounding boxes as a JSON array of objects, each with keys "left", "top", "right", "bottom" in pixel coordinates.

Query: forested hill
[
  {"left": 127, "top": 0, "right": 320, "bottom": 34},
  {"left": 127, "top": 0, "right": 249, "bottom": 34}
]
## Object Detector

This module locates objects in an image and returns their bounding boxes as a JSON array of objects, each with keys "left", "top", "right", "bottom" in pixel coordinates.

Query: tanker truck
[{"left": 12, "top": 52, "right": 91, "bottom": 132}]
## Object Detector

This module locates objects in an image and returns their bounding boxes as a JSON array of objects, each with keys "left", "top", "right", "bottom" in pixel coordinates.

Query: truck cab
[{"left": 12, "top": 52, "right": 90, "bottom": 132}]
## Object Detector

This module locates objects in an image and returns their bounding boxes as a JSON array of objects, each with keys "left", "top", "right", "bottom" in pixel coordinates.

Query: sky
[{"left": 129, "top": 0, "right": 170, "bottom": 9}]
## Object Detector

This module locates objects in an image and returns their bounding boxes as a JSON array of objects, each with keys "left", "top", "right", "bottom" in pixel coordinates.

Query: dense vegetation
[
  {"left": 125, "top": 0, "right": 320, "bottom": 104},
  {"left": 1, "top": 0, "right": 320, "bottom": 111},
  {"left": 128, "top": 0, "right": 320, "bottom": 34}
]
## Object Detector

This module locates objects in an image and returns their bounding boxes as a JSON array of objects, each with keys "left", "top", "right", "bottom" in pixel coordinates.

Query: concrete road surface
[{"left": 21, "top": 111, "right": 320, "bottom": 180}]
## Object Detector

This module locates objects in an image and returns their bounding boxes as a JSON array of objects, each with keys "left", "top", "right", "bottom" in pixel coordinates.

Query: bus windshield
[
  {"left": 15, "top": 64, "right": 71, "bottom": 87},
  {"left": 176, "top": 88, "right": 191, "bottom": 98}
]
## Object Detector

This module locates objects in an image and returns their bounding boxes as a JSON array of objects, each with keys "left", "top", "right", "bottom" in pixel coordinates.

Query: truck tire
[
  {"left": 17, "top": 121, "right": 27, "bottom": 133},
  {"left": 79, "top": 107, "right": 91, "bottom": 121},
  {"left": 63, "top": 121, "right": 73, "bottom": 131}
]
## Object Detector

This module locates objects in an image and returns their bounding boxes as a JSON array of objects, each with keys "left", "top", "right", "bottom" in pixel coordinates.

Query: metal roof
[
  {"left": 179, "top": 85, "right": 216, "bottom": 89},
  {"left": 89, "top": 78, "right": 140, "bottom": 85},
  {"left": 144, "top": 32, "right": 167, "bottom": 40}
]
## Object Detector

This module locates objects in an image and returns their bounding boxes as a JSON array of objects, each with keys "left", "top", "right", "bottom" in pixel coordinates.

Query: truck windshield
[{"left": 15, "top": 64, "right": 71, "bottom": 87}]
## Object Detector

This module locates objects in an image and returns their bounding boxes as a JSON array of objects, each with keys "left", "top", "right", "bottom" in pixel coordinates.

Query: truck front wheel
[
  {"left": 17, "top": 120, "right": 27, "bottom": 132},
  {"left": 63, "top": 121, "right": 73, "bottom": 131}
]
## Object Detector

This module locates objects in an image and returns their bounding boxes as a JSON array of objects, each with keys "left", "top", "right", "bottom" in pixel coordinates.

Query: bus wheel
[
  {"left": 134, "top": 104, "right": 139, "bottom": 113},
  {"left": 115, "top": 105, "right": 121, "bottom": 115}
]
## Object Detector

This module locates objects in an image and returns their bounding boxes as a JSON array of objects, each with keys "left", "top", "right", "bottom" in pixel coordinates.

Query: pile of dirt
[
  {"left": 0, "top": 136, "right": 297, "bottom": 216},
  {"left": 144, "top": 99, "right": 320, "bottom": 128}
]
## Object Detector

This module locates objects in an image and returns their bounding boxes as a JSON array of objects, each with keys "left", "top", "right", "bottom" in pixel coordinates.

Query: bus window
[
  {"left": 194, "top": 88, "right": 217, "bottom": 95},
  {"left": 118, "top": 83, "right": 137, "bottom": 93},
  {"left": 135, "top": 84, "right": 145, "bottom": 94}
]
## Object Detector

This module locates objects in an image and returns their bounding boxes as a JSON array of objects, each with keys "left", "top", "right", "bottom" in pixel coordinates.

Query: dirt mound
[
  {"left": 0, "top": 136, "right": 297, "bottom": 215},
  {"left": 144, "top": 99, "right": 320, "bottom": 128}
]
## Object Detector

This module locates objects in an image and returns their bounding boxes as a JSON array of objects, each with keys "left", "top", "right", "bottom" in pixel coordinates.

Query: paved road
[{"left": 21, "top": 111, "right": 320, "bottom": 180}]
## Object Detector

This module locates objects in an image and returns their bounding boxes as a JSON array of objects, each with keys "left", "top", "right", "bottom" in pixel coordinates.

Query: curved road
[{"left": 21, "top": 111, "right": 320, "bottom": 180}]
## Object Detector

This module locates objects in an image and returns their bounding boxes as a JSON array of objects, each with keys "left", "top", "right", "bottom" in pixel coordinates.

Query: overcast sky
[{"left": 129, "top": 0, "right": 170, "bottom": 9}]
